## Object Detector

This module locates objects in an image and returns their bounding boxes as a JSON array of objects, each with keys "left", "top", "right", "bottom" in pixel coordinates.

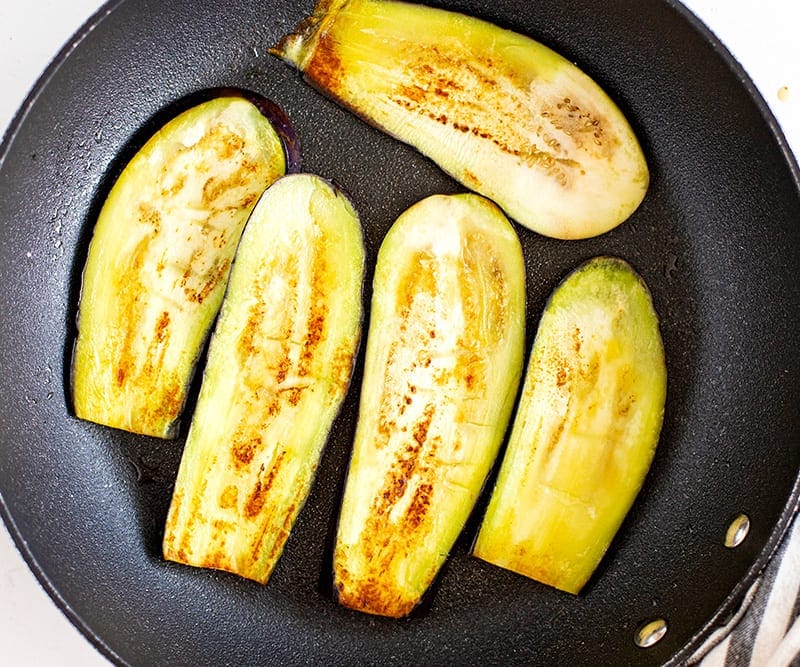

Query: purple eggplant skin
[
  {"left": 188, "top": 87, "right": 303, "bottom": 174},
  {"left": 231, "top": 88, "right": 303, "bottom": 173},
  {"left": 71, "top": 89, "right": 299, "bottom": 439}
]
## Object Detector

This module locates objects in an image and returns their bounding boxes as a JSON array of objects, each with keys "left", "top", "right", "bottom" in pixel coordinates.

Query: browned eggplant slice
[
  {"left": 333, "top": 193, "right": 526, "bottom": 617},
  {"left": 71, "top": 92, "right": 293, "bottom": 438},
  {"left": 163, "top": 174, "right": 365, "bottom": 584},
  {"left": 473, "top": 257, "right": 667, "bottom": 594},
  {"left": 273, "top": 0, "right": 649, "bottom": 239}
]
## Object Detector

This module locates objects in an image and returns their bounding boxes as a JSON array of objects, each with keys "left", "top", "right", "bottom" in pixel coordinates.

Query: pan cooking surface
[{"left": 0, "top": 0, "right": 798, "bottom": 664}]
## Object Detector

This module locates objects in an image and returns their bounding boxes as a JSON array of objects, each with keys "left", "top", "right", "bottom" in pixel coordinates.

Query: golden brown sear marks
[
  {"left": 251, "top": 485, "right": 302, "bottom": 575},
  {"left": 231, "top": 233, "right": 333, "bottom": 418},
  {"left": 187, "top": 120, "right": 248, "bottom": 161},
  {"left": 337, "top": 383, "right": 440, "bottom": 616},
  {"left": 335, "top": 213, "right": 519, "bottom": 616},
  {"left": 307, "top": 30, "right": 347, "bottom": 101},
  {"left": 110, "top": 236, "right": 187, "bottom": 433},
  {"left": 162, "top": 489, "right": 184, "bottom": 553},
  {"left": 175, "top": 476, "right": 210, "bottom": 559},
  {"left": 244, "top": 453, "right": 286, "bottom": 519},
  {"left": 335, "top": 565, "right": 418, "bottom": 619},
  {"left": 334, "top": 556, "right": 417, "bottom": 619},
  {"left": 198, "top": 551, "right": 234, "bottom": 573},
  {"left": 374, "top": 44, "right": 614, "bottom": 186},
  {"left": 95, "top": 114, "right": 276, "bottom": 435},
  {"left": 231, "top": 434, "right": 262, "bottom": 468},
  {"left": 137, "top": 202, "right": 162, "bottom": 232},
  {"left": 299, "top": 230, "right": 330, "bottom": 378},
  {"left": 329, "top": 338, "right": 357, "bottom": 394},
  {"left": 242, "top": 464, "right": 312, "bottom": 582},
  {"left": 165, "top": 213, "right": 353, "bottom": 582}
]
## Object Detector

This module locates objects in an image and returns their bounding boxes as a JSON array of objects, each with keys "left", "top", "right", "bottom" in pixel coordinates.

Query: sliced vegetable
[
  {"left": 163, "top": 174, "right": 364, "bottom": 584},
  {"left": 473, "top": 257, "right": 667, "bottom": 594},
  {"left": 272, "top": 0, "right": 649, "bottom": 239},
  {"left": 72, "top": 91, "right": 294, "bottom": 438},
  {"left": 334, "top": 193, "right": 526, "bottom": 617}
]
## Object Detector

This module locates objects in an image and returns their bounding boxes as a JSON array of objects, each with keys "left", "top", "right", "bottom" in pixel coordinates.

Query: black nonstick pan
[{"left": 1, "top": 0, "right": 798, "bottom": 664}]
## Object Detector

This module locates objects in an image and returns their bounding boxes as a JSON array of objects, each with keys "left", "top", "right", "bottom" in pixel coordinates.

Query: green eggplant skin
[
  {"left": 334, "top": 193, "right": 526, "bottom": 618},
  {"left": 273, "top": 0, "right": 649, "bottom": 240},
  {"left": 473, "top": 257, "right": 667, "bottom": 594},
  {"left": 71, "top": 93, "right": 289, "bottom": 438},
  {"left": 163, "top": 174, "right": 365, "bottom": 584}
]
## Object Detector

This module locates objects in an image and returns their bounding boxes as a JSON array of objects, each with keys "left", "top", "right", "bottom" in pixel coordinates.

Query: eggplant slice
[
  {"left": 163, "top": 174, "right": 365, "bottom": 584},
  {"left": 71, "top": 93, "right": 290, "bottom": 438},
  {"left": 334, "top": 193, "right": 526, "bottom": 618},
  {"left": 273, "top": 0, "right": 649, "bottom": 240},
  {"left": 473, "top": 257, "right": 667, "bottom": 594}
]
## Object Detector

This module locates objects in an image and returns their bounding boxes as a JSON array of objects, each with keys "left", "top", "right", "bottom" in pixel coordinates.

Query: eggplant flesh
[
  {"left": 334, "top": 193, "right": 526, "bottom": 617},
  {"left": 473, "top": 257, "right": 666, "bottom": 594},
  {"left": 71, "top": 93, "right": 289, "bottom": 438},
  {"left": 163, "top": 174, "right": 365, "bottom": 584},
  {"left": 273, "top": 0, "right": 649, "bottom": 240}
]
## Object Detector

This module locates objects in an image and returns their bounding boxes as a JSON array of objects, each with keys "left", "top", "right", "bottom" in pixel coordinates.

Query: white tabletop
[{"left": 1, "top": 1, "right": 798, "bottom": 664}]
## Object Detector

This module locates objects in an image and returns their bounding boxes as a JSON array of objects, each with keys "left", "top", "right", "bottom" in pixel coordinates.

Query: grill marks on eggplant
[
  {"left": 274, "top": 0, "right": 648, "bottom": 239},
  {"left": 310, "top": 29, "right": 596, "bottom": 191},
  {"left": 163, "top": 175, "right": 364, "bottom": 584},
  {"left": 72, "top": 97, "right": 287, "bottom": 437},
  {"left": 334, "top": 194, "right": 526, "bottom": 618},
  {"left": 387, "top": 49, "right": 602, "bottom": 190},
  {"left": 340, "top": 405, "right": 439, "bottom": 616},
  {"left": 105, "top": 138, "right": 246, "bottom": 409}
]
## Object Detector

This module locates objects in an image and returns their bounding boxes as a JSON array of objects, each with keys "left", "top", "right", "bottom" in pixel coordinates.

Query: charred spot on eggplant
[
  {"left": 333, "top": 193, "right": 526, "bottom": 618},
  {"left": 273, "top": 0, "right": 649, "bottom": 240},
  {"left": 71, "top": 91, "right": 295, "bottom": 438},
  {"left": 473, "top": 257, "right": 667, "bottom": 594},
  {"left": 163, "top": 174, "right": 365, "bottom": 584}
]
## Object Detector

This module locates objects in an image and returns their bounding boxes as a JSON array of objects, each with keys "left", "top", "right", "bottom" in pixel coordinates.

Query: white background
[{"left": 1, "top": 0, "right": 798, "bottom": 664}]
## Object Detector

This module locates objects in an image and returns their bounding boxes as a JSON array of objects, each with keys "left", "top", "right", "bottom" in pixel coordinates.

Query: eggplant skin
[
  {"left": 333, "top": 193, "right": 526, "bottom": 618},
  {"left": 473, "top": 257, "right": 667, "bottom": 594},
  {"left": 71, "top": 93, "right": 289, "bottom": 438},
  {"left": 273, "top": 0, "right": 649, "bottom": 240},
  {"left": 163, "top": 174, "right": 365, "bottom": 584}
]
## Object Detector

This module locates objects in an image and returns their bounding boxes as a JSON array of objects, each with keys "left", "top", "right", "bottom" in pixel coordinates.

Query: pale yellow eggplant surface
[
  {"left": 474, "top": 257, "right": 666, "bottom": 594},
  {"left": 274, "top": 0, "right": 649, "bottom": 239},
  {"left": 163, "top": 174, "right": 364, "bottom": 584},
  {"left": 72, "top": 96, "right": 286, "bottom": 438},
  {"left": 334, "top": 193, "right": 526, "bottom": 617}
]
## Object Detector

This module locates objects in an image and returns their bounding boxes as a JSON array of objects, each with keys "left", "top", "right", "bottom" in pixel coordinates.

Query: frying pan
[{"left": 1, "top": 0, "right": 798, "bottom": 664}]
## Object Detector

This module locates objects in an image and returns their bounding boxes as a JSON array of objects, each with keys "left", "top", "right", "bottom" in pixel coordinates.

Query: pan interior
[{"left": 0, "top": 0, "right": 798, "bottom": 665}]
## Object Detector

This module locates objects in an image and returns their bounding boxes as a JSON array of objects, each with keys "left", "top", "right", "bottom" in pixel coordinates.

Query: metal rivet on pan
[
  {"left": 725, "top": 513, "right": 751, "bottom": 548},
  {"left": 634, "top": 618, "right": 668, "bottom": 648}
]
